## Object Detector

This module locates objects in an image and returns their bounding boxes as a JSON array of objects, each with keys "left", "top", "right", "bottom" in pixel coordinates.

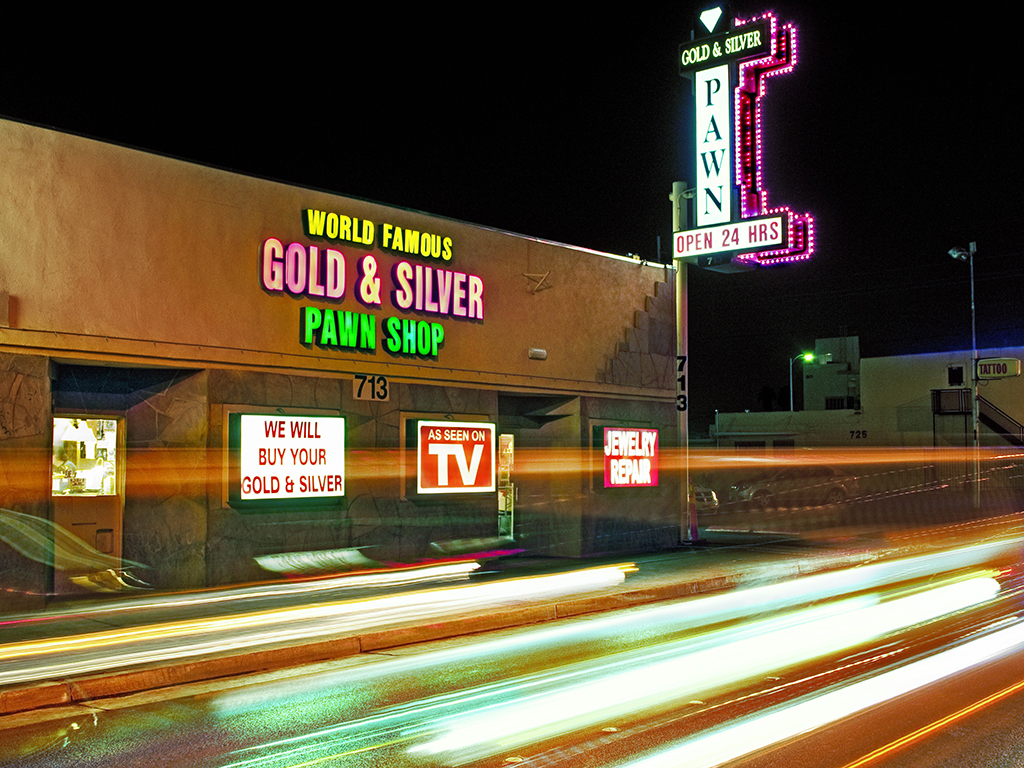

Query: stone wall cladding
[
  {"left": 601, "top": 279, "right": 676, "bottom": 389},
  {"left": 0, "top": 354, "right": 51, "bottom": 612},
  {"left": 579, "top": 395, "right": 679, "bottom": 556},
  {"left": 123, "top": 371, "right": 209, "bottom": 591}
]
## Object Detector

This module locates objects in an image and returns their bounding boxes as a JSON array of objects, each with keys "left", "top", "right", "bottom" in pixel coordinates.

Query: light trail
[
  {"left": 214, "top": 568, "right": 1006, "bottom": 767},
  {"left": 839, "top": 670, "right": 1024, "bottom": 768},
  {"left": 2, "top": 537, "right": 1016, "bottom": 690},
  {"left": 5, "top": 541, "right": 1018, "bottom": 767},
  {"left": 614, "top": 620, "right": 1024, "bottom": 768},
  {"left": 406, "top": 575, "right": 1000, "bottom": 762},
  {"left": 0, "top": 560, "right": 482, "bottom": 629},
  {"left": 0, "top": 563, "right": 631, "bottom": 685},
  {"left": 209, "top": 537, "right": 1023, "bottom": 721},
  {"left": 18, "top": 442, "right": 1024, "bottom": 494}
]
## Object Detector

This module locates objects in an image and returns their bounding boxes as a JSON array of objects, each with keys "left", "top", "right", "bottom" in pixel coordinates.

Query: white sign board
[
  {"left": 675, "top": 215, "right": 786, "bottom": 260},
  {"left": 695, "top": 64, "right": 732, "bottom": 227},
  {"left": 238, "top": 414, "right": 345, "bottom": 500},
  {"left": 977, "top": 358, "right": 1022, "bottom": 380}
]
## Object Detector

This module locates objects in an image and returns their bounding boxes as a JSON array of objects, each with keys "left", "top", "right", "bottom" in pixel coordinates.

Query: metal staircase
[
  {"left": 931, "top": 388, "right": 1024, "bottom": 447},
  {"left": 978, "top": 395, "right": 1024, "bottom": 446}
]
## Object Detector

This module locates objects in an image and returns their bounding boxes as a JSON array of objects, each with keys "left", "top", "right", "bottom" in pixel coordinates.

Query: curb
[{"left": 0, "top": 554, "right": 868, "bottom": 717}]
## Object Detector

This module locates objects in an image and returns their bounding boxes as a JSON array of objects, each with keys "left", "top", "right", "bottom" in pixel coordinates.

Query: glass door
[{"left": 51, "top": 416, "right": 125, "bottom": 592}]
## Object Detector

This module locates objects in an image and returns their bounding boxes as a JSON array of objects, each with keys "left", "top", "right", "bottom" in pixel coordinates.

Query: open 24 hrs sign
[{"left": 417, "top": 421, "right": 496, "bottom": 494}]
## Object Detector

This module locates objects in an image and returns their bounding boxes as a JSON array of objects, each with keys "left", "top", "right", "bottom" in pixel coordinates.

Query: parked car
[
  {"left": 691, "top": 482, "right": 719, "bottom": 512},
  {"left": 728, "top": 465, "right": 859, "bottom": 509}
]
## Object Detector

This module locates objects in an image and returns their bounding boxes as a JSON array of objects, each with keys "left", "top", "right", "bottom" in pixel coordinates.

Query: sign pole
[
  {"left": 674, "top": 8, "right": 814, "bottom": 541},
  {"left": 672, "top": 181, "right": 698, "bottom": 543}
]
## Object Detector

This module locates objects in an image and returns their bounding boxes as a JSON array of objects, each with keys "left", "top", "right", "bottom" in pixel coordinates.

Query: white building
[
  {"left": 710, "top": 343, "right": 1024, "bottom": 500},
  {"left": 714, "top": 341, "right": 1023, "bottom": 451}
]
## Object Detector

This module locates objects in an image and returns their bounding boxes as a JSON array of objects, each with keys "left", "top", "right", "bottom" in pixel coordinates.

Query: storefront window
[{"left": 52, "top": 418, "right": 119, "bottom": 496}]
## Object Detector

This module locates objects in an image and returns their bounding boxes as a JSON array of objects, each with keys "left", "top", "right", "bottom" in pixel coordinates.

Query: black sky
[{"left": 2, "top": 6, "right": 1022, "bottom": 432}]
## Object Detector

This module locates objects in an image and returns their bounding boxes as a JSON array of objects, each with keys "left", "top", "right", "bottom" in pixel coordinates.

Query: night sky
[{"left": 2, "top": 5, "right": 1021, "bottom": 433}]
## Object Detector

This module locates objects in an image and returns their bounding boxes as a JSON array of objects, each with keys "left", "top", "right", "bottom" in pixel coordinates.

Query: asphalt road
[
  {"left": 2, "top": 539, "right": 1022, "bottom": 767},
  {"left": 0, "top": 531, "right": 892, "bottom": 702},
  {"left": 735, "top": 642, "right": 1024, "bottom": 768}
]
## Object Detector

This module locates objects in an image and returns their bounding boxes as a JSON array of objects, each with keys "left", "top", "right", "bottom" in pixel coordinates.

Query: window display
[{"left": 51, "top": 418, "right": 119, "bottom": 495}]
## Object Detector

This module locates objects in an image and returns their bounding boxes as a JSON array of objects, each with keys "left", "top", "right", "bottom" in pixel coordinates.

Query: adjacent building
[
  {"left": 714, "top": 339, "right": 1024, "bottom": 450},
  {"left": 712, "top": 340, "right": 1024, "bottom": 498}
]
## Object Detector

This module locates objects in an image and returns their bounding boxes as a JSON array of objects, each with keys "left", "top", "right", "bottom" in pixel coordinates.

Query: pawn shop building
[{"left": 0, "top": 118, "right": 679, "bottom": 609}]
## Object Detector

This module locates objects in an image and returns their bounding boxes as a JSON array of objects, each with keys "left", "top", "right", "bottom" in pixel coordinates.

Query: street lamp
[
  {"left": 948, "top": 242, "right": 979, "bottom": 508},
  {"left": 789, "top": 352, "right": 814, "bottom": 411}
]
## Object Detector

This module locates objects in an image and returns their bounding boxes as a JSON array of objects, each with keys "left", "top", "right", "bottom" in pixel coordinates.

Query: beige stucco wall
[
  {"left": 713, "top": 409, "right": 865, "bottom": 448},
  {"left": 714, "top": 347, "right": 1024, "bottom": 449},
  {"left": 861, "top": 347, "right": 1024, "bottom": 447},
  {"left": 0, "top": 119, "right": 674, "bottom": 399}
]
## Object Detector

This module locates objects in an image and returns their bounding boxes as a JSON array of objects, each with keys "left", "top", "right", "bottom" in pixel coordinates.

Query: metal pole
[
  {"left": 671, "top": 181, "right": 697, "bottom": 542},
  {"left": 789, "top": 357, "right": 795, "bottom": 411},
  {"left": 970, "top": 242, "right": 980, "bottom": 509}
]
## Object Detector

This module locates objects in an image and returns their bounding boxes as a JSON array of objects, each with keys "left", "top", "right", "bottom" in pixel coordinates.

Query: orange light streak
[{"left": 841, "top": 674, "right": 1024, "bottom": 768}]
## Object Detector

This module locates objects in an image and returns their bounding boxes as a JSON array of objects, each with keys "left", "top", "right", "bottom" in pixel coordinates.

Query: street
[{"left": 2, "top": 535, "right": 1022, "bottom": 767}]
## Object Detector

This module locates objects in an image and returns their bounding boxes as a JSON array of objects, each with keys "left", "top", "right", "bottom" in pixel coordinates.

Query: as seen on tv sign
[{"left": 417, "top": 421, "right": 495, "bottom": 494}]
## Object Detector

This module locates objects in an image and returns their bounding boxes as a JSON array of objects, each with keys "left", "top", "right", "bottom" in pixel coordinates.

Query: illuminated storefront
[{"left": 0, "top": 118, "right": 679, "bottom": 608}]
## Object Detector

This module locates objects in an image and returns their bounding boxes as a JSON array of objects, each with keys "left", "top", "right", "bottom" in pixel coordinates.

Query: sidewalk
[{"left": 0, "top": 526, "right": 1005, "bottom": 717}]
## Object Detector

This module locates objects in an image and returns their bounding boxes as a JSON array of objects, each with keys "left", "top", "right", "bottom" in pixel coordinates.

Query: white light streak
[
  {"left": 409, "top": 576, "right": 1000, "bottom": 760},
  {"left": 0, "top": 563, "right": 629, "bottom": 685},
  {"left": 618, "top": 620, "right": 1024, "bottom": 768}
]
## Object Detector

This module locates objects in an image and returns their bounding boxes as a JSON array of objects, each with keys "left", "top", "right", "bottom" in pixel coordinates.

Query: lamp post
[
  {"left": 949, "top": 242, "right": 979, "bottom": 508},
  {"left": 789, "top": 352, "right": 814, "bottom": 411}
]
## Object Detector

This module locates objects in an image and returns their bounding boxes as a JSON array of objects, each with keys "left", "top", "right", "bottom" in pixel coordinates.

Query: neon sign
[
  {"left": 260, "top": 211, "right": 486, "bottom": 360},
  {"left": 679, "top": 18, "right": 770, "bottom": 68},
  {"left": 676, "top": 8, "right": 814, "bottom": 268},
  {"left": 303, "top": 208, "right": 453, "bottom": 260},
  {"left": 695, "top": 64, "right": 732, "bottom": 226},
  {"left": 603, "top": 428, "right": 659, "bottom": 488}
]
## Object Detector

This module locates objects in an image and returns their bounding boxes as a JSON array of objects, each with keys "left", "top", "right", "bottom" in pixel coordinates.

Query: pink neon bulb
[{"left": 731, "top": 12, "right": 815, "bottom": 266}]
